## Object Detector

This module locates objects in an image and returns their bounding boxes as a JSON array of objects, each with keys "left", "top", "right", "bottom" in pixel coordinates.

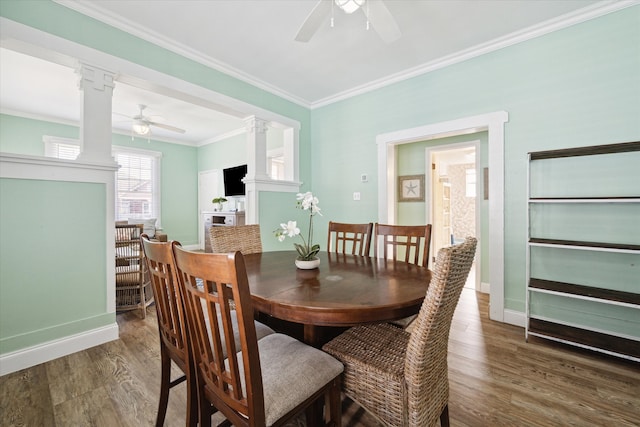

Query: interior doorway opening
[
  {"left": 376, "top": 111, "right": 509, "bottom": 323},
  {"left": 427, "top": 142, "right": 480, "bottom": 291}
]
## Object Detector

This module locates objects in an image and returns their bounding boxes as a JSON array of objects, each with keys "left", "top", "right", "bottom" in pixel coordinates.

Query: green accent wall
[
  {"left": 0, "top": 114, "right": 79, "bottom": 155},
  {"left": 0, "top": 178, "right": 111, "bottom": 353},
  {"left": 310, "top": 6, "right": 640, "bottom": 311},
  {"left": 1, "top": 115, "right": 201, "bottom": 246}
]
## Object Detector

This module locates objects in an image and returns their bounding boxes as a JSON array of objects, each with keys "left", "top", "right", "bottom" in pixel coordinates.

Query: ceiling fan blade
[
  {"left": 363, "top": 0, "right": 401, "bottom": 44},
  {"left": 295, "top": 0, "right": 332, "bottom": 42},
  {"left": 148, "top": 121, "right": 186, "bottom": 134}
]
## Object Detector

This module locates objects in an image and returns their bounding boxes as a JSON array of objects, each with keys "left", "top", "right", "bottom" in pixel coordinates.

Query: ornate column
[
  {"left": 76, "top": 63, "right": 116, "bottom": 163},
  {"left": 243, "top": 116, "right": 270, "bottom": 223}
]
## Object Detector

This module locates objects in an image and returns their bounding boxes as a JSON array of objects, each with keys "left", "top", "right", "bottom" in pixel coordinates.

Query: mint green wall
[
  {"left": 197, "top": 133, "right": 247, "bottom": 171},
  {"left": 0, "top": 178, "right": 111, "bottom": 353},
  {"left": 0, "top": 115, "right": 201, "bottom": 246},
  {"left": 0, "top": 114, "right": 79, "bottom": 154},
  {"left": 311, "top": 7, "right": 640, "bottom": 311}
]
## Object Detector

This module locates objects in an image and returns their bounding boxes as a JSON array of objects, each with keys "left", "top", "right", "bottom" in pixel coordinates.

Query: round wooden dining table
[{"left": 243, "top": 250, "right": 431, "bottom": 346}]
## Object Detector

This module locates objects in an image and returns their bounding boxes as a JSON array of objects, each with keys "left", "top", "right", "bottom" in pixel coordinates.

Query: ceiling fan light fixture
[
  {"left": 132, "top": 120, "right": 150, "bottom": 135},
  {"left": 335, "top": 0, "right": 365, "bottom": 14}
]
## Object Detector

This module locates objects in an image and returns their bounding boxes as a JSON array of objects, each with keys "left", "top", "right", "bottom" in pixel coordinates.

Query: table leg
[{"left": 303, "top": 324, "right": 320, "bottom": 347}]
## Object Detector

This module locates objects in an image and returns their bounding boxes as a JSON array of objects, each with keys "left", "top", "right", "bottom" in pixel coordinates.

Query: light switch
[{"left": 353, "top": 192, "right": 361, "bottom": 201}]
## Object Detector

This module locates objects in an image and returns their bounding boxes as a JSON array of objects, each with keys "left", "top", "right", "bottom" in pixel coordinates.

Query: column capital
[
  {"left": 76, "top": 62, "right": 116, "bottom": 92},
  {"left": 244, "top": 116, "right": 269, "bottom": 134}
]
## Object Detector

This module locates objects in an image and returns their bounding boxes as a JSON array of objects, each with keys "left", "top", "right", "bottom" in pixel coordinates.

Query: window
[
  {"left": 465, "top": 168, "right": 476, "bottom": 197},
  {"left": 43, "top": 136, "right": 80, "bottom": 160},
  {"left": 268, "top": 155, "right": 285, "bottom": 180},
  {"left": 114, "top": 147, "right": 161, "bottom": 222},
  {"left": 267, "top": 147, "right": 285, "bottom": 180},
  {"left": 43, "top": 136, "right": 161, "bottom": 222}
]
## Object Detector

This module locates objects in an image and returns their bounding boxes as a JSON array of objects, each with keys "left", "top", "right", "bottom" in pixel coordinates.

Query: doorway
[
  {"left": 427, "top": 142, "right": 480, "bottom": 290},
  {"left": 376, "top": 111, "right": 509, "bottom": 324}
]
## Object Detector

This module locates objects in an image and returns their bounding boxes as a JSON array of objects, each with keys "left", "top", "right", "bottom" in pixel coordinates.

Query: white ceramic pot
[{"left": 295, "top": 257, "right": 320, "bottom": 270}]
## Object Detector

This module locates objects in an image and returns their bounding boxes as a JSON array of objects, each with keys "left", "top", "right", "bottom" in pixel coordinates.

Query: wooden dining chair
[
  {"left": 140, "top": 234, "right": 197, "bottom": 427},
  {"left": 374, "top": 223, "right": 432, "bottom": 267},
  {"left": 374, "top": 223, "right": 433, "bottom": 327},
  {"left": 141, "top": 236, "right": 275, "bottom": 427},
  {"left": 326, "top": 221, "right": 373, "bottom": 256},
  {"left": 172, "top": 246, "right": 344, "bottom": 427},
  {"left": 209, "top": 224, "right": 263, "bottom": 254},
  {"left": 323, "top": 237, "right": 477, "bottom": 427}
]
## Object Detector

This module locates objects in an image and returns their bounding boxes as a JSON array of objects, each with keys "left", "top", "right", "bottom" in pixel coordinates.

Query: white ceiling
[{"left": 0, "top": 0, "right": 621, "bottom": 145}]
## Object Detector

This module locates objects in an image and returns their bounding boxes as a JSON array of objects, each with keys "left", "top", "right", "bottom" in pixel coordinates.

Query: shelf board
[
  {"left": 529, "top": 141, "right": 640, "bottom": 160},
  {"left": 529, "top": 238, "right": 640, "bottom": 252},
  {"left": 529, "top": 197, "right": 640, "bottom": 203},
  {"left": 529, "top": 278, "right": 640, "bottom": 306},
  {"left": 528, "top": 318, "right": 640, "bottom": 361}
]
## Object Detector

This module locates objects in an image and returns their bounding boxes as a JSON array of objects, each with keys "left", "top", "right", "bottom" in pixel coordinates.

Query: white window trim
[
  {"left": 43, "top": 135, "right": 81, "bottom": 159},
  {"left": 43, "top": 136, "right": 162, "bottom": 225},
  {"left": 113, "top": 145, "right": 162, "bottom": 226}
]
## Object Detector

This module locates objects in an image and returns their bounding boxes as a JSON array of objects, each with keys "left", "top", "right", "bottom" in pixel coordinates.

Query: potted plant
[
  {"left": 274, "top": 192, "right": 322, "bottom": 269},
  {"left": 212, "top": 196, "right": 227, "bottom": 211}
]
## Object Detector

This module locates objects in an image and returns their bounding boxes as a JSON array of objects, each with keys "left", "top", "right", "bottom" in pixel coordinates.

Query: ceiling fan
[
  {"left": 295, "top": 0, "right": 401, "bottom": 44},
  {"left": 114, "top": 104, "right": 186, "bottom": 136}
]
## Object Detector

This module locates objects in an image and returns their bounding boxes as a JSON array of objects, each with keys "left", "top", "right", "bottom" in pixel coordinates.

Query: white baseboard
[
  {"left": 503, "top": 309, "right": 526, "bottom": 328},
  {"left": 480, "top": 281, "right": 490, "bottom": 294},
  {"left": 0, "top": 322, "right": 119, "bottom": 376}
]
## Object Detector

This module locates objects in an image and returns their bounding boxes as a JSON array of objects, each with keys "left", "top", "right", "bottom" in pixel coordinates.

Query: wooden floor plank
[{"left": 1, "top": 288, "right": 638, "bottom": 426}]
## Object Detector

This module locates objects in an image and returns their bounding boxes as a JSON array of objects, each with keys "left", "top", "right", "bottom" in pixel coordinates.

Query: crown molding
[
  {"left": 53, "top": 0, "right": 311, "bottom": 109},
  {"left": 311, "top": 1, "right": 638, "bottom": 108},
  {"left": 55, "top": 0, "right": 637, "bottom": 110}
]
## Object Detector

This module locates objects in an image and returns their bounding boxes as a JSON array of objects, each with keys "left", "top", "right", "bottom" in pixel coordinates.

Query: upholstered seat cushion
[{"left": 231, "top": 333, "right": 344, "bottom": 426}]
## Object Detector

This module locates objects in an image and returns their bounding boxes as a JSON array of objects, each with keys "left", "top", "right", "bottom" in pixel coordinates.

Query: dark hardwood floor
[{"left": 1, "top": 288, "right": 638, "bottom": 426}]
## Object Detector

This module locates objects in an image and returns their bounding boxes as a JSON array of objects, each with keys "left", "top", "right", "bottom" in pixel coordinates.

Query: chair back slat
[
  {"left": 405, "top": 236, "right": 477, "bottom": 426},
  {"left": 374, "top": 223, "right": 432, "bottom": 267},
  {"left": 172, "top": 246, "right": 265, "bottom": 425},
  {"left": 327, "top": 221, "right": 373, "bottom": 256}
]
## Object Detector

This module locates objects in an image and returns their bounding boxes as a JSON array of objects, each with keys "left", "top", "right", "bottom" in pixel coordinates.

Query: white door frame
[{"left": 377, "top": 111, "right": 508, "bottom": 323}]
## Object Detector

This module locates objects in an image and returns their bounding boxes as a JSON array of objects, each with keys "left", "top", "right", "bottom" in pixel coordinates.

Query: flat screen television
[{"left": 223, "top": 164, "right": 247, "bottom": 196}]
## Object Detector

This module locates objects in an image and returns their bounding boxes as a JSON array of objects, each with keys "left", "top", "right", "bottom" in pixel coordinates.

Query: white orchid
[
  {"left": 275, "top": 192, "right": 322, "bottom": 261},
  {"left": 280, "top": 220, "right": 300, "bottom": 239},
  {"left": 297, "top": 192, "right": 322, "bottom": 215}
]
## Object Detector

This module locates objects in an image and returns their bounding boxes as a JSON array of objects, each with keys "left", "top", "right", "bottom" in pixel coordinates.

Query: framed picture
[{"left": 398, "top": 174, "right": 425, "bottom": 202}]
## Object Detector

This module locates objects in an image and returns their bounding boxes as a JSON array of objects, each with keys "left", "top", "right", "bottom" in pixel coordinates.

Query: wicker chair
[
  {"left": 115, "top": 224, "right": 153, "bottom": 318},
  {"left": 209, "top": 224, "right": 263, "bottom": 254},
  {"left": 172, "top": 247, "right": 344, "bottom": 427},
  {"left": 326, "top": 221, "right": 373, "bottom": 256},
  {"left": 323, "top": 237, "right": 477, "bottom": 427},
  {"left": 374, "top": 223, "right": 433, "bottom": 328}
]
